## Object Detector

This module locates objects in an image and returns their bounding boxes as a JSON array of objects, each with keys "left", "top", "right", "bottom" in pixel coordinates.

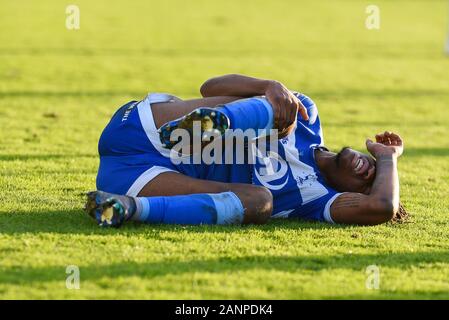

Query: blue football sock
[
  {"left": 131, "top": 192, "right": 245, "bottom": 225},
  {"left": 218, "top": 98, "right": 274, "bottom": 134}
]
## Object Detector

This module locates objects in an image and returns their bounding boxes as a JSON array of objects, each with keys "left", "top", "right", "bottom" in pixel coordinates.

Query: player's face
[{"left": 333, "top": 147, "right": 376, "bottom": 194}]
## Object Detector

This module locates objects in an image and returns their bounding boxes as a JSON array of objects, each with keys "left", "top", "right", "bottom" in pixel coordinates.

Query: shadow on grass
[
  {"left": 2, "top": 88, "right": 449, "bottom": 99},
  {"left": 1, "top": 250, "right": 448, "bottom": 286},
  {"left": 0, "top": 209, "right": 349, "bottom": 236},
  {"left": 403, "top": 147, "right": 449, "bottom": 158},
  {"left": 312, "top": 88, "right": 449, "bottom": 99},
  {"left": 0, "top": 90, "right": 142, "bottom": 99},
  {"left": 0, "top": 154, "right": 96, "bottom": 161},
  {"left": 327, "top": 290, "right": 449, "bottom": 300},
  {"left": 326, "top": 120, "right": 444, "bottom": 129}
]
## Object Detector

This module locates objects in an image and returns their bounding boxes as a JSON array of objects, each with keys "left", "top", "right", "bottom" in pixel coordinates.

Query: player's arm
[
  {"left": 330, "top": 132, "right": 403, "bottom": 225},
  {"left": 200, "top": 74, "right": 309, "bottom": 129},
  {"left": 201, "top": 74, "right": 273, "bottom": 98}
]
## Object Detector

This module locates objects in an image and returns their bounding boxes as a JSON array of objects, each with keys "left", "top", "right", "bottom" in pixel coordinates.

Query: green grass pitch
[{"left": 1, "top": 0, "right": 448, "bottom": 299}]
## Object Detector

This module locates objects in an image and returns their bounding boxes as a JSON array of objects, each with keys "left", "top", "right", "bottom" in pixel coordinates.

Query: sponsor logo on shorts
[{"left": 121, "top": 102, "right": 138, "bottom": 122}]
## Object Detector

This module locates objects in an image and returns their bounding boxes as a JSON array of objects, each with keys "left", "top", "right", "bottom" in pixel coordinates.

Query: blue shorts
[{"left": 96, "top": 93, "right": 252, "bottom": 196}]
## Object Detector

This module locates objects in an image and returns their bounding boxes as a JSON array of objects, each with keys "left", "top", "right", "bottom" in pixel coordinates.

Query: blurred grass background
[{"left": 0, "top": 0, "right": 448, "bottom": 299}]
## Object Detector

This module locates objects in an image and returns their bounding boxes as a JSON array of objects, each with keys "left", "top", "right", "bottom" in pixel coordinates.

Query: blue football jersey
[
  {"left": 250, "top": 93, "right": 340, "bottom": 222},
  {"left": 96, "top": 93, "right": 340, "bottom": 223}
]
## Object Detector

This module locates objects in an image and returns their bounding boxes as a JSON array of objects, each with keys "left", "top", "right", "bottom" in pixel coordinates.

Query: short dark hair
[{"left": 392, "top": 202, "right": 410, "bottom": 223}]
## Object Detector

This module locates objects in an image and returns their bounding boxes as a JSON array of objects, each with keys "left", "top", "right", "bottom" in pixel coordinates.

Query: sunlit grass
[{"left": 0, "top": 0, "right": 448, "bottom": 299}]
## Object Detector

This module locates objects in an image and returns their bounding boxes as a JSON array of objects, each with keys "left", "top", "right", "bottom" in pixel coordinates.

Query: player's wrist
[
  {"left": 375, "top": 152, "right": 398, "bottom": 161},
  {"left": 263, "top": 80, "right": 280, "bottom": 94}
]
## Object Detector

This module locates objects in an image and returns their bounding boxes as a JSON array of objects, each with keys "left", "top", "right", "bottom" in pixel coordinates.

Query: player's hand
[
  {"left": 264, "top": 81, "right": 309, "bottom": 137},
  {"left": 366, "top": 131, "right": 404, "bottom": 158}
]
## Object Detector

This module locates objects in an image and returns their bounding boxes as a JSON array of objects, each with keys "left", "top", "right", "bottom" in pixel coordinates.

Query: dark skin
[
  {"left": 315, "top": 147, "right": 377, "bottom": 195},
  {"left": 328, "top": 132, "right": 403, "bottom": 225},
  {"left": 152, "top": 74, "right": 309, "bottom": 135},
  {"left": 144, "top": 74, "right": 402, "bottom": 225},
  {"left": 200, "top": 74, "right": 309, "bottom": 138}
]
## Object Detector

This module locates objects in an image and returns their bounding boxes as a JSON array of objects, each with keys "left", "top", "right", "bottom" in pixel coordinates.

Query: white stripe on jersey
[{"left": 283, "top": 129, "right": 329, "bottom": 205}]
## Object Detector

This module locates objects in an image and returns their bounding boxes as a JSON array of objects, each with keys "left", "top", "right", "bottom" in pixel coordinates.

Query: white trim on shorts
[
  {"left": 129, "top": 93, "right": 185, "bottom": 196},
  {"left": 137, "top": 93, "right": 178, "bottom": 158},
  {"left": 126, "top": 166, "right": 177, "bottom": 197},
  {"left": 323, "top": 192, "right": 343, "bottom": 224}
]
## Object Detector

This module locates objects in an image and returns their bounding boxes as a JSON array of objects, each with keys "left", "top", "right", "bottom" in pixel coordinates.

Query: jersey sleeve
[
  {"left": 322, "top": 192, "right": 343, "bottom": 223},
  {"left": 293, "top": 92, "right": 319, "bottom": 126},
  {"left": 290, "top": 188, "right": 342, "bottom": 224}
]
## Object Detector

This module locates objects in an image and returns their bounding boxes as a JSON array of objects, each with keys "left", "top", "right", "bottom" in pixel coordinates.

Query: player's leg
[
  {"left": 138, "top": 172, "right": 273, "bottom": 225},
  {"left": 151, "top": 96, "right": 243, "bottom": 129},
  {"left": 157, "top": 97, "right": 276, "bottom": 149},
  {"left": 86, "top": 172, "right": 273, "bottom": 227},
  {"left": 218, "top": 98, "right": 274, "bottom": 133},
  {"left": 151, "top": 92, "right": 317, "bottom": 152}
]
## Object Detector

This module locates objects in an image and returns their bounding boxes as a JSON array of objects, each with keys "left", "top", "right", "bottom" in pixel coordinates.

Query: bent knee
[{"left": 243, "top": 186, "right": 273, "bottom": 224}]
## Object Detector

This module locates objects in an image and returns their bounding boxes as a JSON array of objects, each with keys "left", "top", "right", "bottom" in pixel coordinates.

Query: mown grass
[{"left": 0, "top": 0, "right": 448, "bottom": 299}]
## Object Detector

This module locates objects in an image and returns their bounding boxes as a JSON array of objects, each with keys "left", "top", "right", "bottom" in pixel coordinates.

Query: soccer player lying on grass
[{"left": 85, "top": 74, "right": 407, "bottom": 227}]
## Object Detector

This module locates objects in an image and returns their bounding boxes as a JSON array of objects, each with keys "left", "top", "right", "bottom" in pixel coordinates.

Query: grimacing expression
[{"left": 333, "top": 147, "right": 376, "bottom": 194}]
